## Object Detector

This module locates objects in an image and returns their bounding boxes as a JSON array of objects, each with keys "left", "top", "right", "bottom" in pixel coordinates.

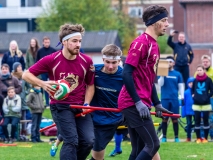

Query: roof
[
  {"left": 0, "top": 30, "right": 121, "bottom": 53},
  {"left": 179, "top": 0, "right": 213, "bottom": 3}
]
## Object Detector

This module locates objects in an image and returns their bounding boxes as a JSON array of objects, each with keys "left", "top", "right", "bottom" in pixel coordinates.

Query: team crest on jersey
[{"left": 61, "top": 73, "right": 79, "bottom": 92}]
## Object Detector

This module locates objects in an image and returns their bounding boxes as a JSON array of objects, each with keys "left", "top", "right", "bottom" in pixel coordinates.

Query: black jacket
[
  {"left": 36, "top": 46, "right": 56, "bottom": 62},
  {"left": 167, "top": 36, "right": 194, "bottom": 66},
  {"left": 192, "top": 77, "right": 213, "bottom": 105}
]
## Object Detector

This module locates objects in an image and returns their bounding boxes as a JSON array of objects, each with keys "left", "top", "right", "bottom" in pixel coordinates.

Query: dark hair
[
  {"left": 43, "top": 36, "right": 50, "bottom": 42},
  {"left": 58, "top": 23, "right": 85, "bottom": 42},
  {"left": 28, "top": 38, "right": 40, "bottom": 59},
  {"left": 166, "top": 56, "right": 175, "bottom": 61},
  {"left": 1, "top": 63, "right": 10, "bottom": 70},
  {"left": 142, "top": 5, "right": 168, "bottom": 23}
]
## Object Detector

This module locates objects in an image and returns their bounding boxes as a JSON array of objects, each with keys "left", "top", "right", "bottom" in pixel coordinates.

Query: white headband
[
  {"left": 103, "top": 55, "right": 121, "bottom": 60},
  {"left": 62, "top": 32, "right": 81, "bottom": 41},
  {"left": 166, "top": 59, "right": 174, "bottom": 62}
]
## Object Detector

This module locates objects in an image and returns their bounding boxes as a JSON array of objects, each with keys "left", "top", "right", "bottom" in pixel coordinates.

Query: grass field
[
  {"left": 1, "top": 108, "right": 211, "bottom": 160},
  {"left": 1, "top": 141, "right": 213, "bottom": 160}
]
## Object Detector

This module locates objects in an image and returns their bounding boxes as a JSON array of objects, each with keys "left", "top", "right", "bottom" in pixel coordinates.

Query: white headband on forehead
[
  {"left": 166, "top": 58, "right": 175, "bottom": 62},
  {"left": 62, "top": 32, "right": 81, "bottom": 41},
  {"left": 103, "top": 55, "right": 121, "bottom": 60}
]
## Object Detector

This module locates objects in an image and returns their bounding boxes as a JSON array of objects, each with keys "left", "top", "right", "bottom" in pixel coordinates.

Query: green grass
[
  {"left": 2, "top": 108, "right": 201, "bottom": 160},
  {"left": 1, "top": 140, "right": 213, "bottom": 160}
]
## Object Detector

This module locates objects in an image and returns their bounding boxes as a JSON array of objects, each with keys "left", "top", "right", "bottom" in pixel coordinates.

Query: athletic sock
[
  {"left": 115, "top": 133, "right": 123, "bottom": 152},
  {"left": 136, "top": 151, "right": 152, "bottom": 160},
  {"left": 204, "top": 128, "right": 209, "bottom": 139},
  {"left": 162, "top": 122, "right": 168, "bottom": 138},
  {"left": 173, "top": 122, "right": 179, "bottom": 138},
  {"left": 195, "top": 129, "right": 201, "bottom": 139}
]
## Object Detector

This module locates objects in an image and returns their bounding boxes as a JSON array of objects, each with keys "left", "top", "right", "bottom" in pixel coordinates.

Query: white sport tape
[
  {"left": 102, "top": 55, "right": 121, "bottom": 60},
  {"left": 62, "top": 32, "right": 81, "bottom": 41},
  {"left": 166, "top": 58, "right": 174, "bottom": 62}
]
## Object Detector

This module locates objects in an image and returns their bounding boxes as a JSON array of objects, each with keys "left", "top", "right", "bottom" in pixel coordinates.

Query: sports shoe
[
  {"left": 196, "top": 138, "right": 202, "bottom": 144},
  {"left": 37, "top": 139, "right": 44, "bottom": 143},
  {"left": 50, "top": 143, "right": 58, "bottom": 157},
  {"left": 175, "top": 138, "right": 180, "bottom": 142},
  {"left": 185, "top": 138, "right": 191, "bottom": 142},
  {"left": 109, "top": 149, "right": 122, "bottom": 157},
  {"left": 202, "top": 138, "right": 208, "bottom": 143},
  {"left": 4, "top": 138, "right": 9, "bottom": 144},
  {"left": 9, "top": 138, "right": 13, "bottom": 144},
  {"left": 161, "top": 137, "right": 167, "bottom": 143}
]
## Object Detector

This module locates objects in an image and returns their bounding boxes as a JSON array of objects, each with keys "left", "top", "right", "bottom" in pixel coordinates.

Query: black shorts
[
  {"left": 93, "top": 120, "right": 125, "bottom": 152},
  {"left": 122, "top": 106, "right": 153, "bottom": 128}
]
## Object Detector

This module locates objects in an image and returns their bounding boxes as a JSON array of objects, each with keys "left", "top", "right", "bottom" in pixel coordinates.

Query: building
[
  {"left": 111, "top": 0, "right": 174, "bottom": 35},
  {"left": 0, "top": 0, "right": 50, "bottom": 33},
  {"left": 179, "top": 0, "right": 213, "bottom": 75}
]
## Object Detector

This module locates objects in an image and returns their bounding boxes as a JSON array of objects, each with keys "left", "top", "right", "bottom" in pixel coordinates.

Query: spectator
[
  {"left": 36, "top": 36, "right": 56, "bottom": 108},
  {"left": 192, "top": 65, "right": 213, "bottom": 143},
  {"left": 182, "top": 77, "right": 195, "bottom": 142},
  {"left": 26, "top": 38, "right": 40, "bottom": 69},
  {"left": 194, "top": 55, "right": 213, "bottom": 140},
  {"left": 2, "top": 87, "right": 21, "bottom": 143},
  {"left": 1, "top": 40, "right": 25, "bottom": 72},
  {"left": 195, "top": 55, "right": 213, "bottom": 80},
  {"left": 27, "top": 85, "right": 45, "bottom": 143},
  {"left": 158, "top": 56, "right": 184, "bottom": 143},
  {"left": 11, "top": 62, "right": 31, "bottom": 135},
  {"left": 167, "top": 31, "right": 194, "bottom": 89},
  {"left": 0, "top": 64, "right": 22, "bottom": 98}
]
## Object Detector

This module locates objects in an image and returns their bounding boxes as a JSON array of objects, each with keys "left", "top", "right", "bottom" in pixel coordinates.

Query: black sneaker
[{"left": 37, "top": 139, "right": 44, "bottom": 142}]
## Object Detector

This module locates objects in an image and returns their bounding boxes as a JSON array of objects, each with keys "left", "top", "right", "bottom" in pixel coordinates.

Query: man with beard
[{"left": 22, "top": 23, "right": 95, "bottom": 160}]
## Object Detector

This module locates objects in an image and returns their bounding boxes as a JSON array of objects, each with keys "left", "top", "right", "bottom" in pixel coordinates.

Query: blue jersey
[
  {"left": 160, "top": 70, "right": 183, "bottom": 100},
  {"left": 91, "top": 64, "right": 123, "bottom": 125}
]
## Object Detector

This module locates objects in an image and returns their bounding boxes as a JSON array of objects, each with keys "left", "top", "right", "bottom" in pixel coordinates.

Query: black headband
[{"left": 145, "top": 12, "right": 167, "bottom": 26}]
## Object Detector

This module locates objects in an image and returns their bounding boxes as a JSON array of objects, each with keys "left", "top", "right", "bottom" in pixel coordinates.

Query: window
[
  {"left": 21, "top": 0, "right": 41, "bottom": 7},
  {"left": 7, "top": 22, "right": 27, "bottom": 33},
  {"left": 170, "top": 6, "right": 173, "bottom": 18},
  {"left": 7, "top": 0, "right": 20, "bottom": 7},
  {"left": 128, "top": 7, "right": 143, "bottom": 18},
  {"left": 0, "top": 0, "right": 6, "bottom": 7}
]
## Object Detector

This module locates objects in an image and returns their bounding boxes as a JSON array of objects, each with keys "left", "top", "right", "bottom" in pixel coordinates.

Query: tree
[
  {"left": 36, "top": 0, "right": 136, "bottom": 54},
  {"left": 157, "top": 35, "right": 173, "bottom": 54}
]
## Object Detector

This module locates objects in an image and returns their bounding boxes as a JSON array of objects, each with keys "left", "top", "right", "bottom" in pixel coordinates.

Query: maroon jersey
[
  {"left": 29, "top": 51, "right": 94, "bottom": 105},
  {"left": 118, "top": 33, "right": 160, "bottom": 109}
]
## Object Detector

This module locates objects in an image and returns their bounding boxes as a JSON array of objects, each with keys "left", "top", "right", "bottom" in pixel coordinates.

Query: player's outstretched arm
[{"left": 22, "top": 70, "right": 57, "bottom": 94}]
